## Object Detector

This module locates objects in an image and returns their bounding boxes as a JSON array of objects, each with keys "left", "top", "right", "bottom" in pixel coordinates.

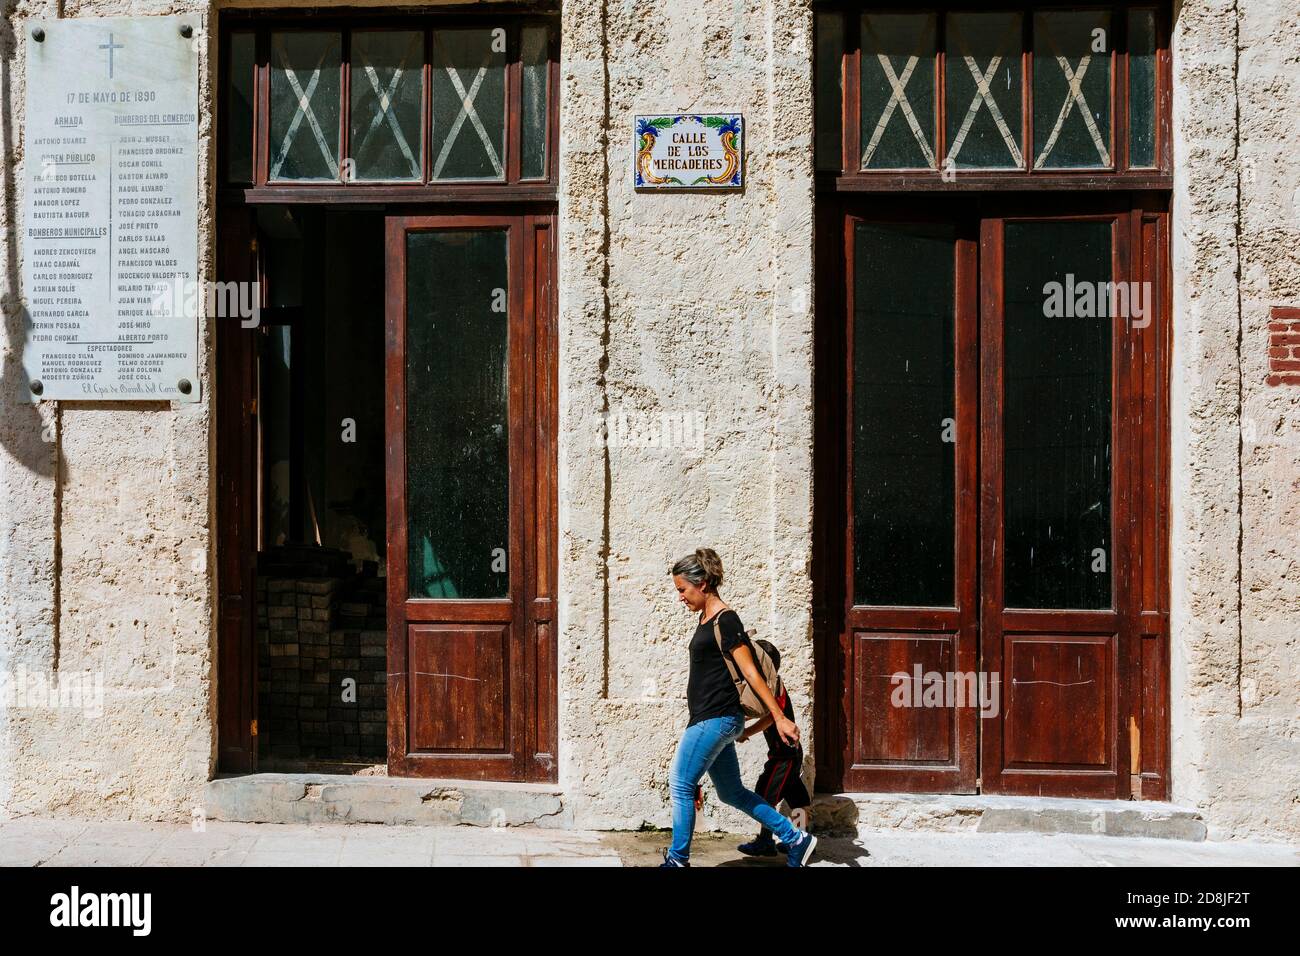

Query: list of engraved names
[{"left": 22, "top": 17, "right": 199, "bottom": 401}]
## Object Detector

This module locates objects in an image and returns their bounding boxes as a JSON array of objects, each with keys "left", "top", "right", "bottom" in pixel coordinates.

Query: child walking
[{"left": 736, "top": 639, "right": 812, "bottom": 856}]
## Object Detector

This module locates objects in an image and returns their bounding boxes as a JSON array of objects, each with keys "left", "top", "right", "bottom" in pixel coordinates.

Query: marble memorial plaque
[{"left": 22, "top": 16, "right": 201, "bottom": 402}]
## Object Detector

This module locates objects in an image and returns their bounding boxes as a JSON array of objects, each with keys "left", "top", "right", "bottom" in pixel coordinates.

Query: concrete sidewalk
[{"left": 2, "top": 818, "right": 1296, "bottom": 867}]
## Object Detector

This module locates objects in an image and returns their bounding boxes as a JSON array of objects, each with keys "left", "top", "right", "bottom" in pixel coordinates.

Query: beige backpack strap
[{"left": 712, "top": 614, "right": 743, "bottom": 684}]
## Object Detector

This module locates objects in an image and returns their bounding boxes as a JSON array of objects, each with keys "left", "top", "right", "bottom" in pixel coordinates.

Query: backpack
[{"left": 711, "top": 612, "right": 783, "bottom": 720}]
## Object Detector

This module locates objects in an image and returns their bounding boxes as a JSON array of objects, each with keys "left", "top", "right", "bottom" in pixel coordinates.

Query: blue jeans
[{"left": 667, "top": 713, "right": 802, "bottom": 863}]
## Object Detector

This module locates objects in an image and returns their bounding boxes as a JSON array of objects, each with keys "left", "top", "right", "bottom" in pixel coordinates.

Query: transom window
[
  {"left": 815, "top": 3, "right": 1169, "bottom": 187},
  {"left": 221, "top": 15, "right": 557, "bottom": 191}
]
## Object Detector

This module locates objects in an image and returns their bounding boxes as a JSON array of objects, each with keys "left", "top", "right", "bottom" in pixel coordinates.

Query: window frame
[
  {"left": 814, "top": 1, "right": 1171, "bottom": 192},
  {"left": 218, "top": 7, "right": 560, "bottom": 205}
]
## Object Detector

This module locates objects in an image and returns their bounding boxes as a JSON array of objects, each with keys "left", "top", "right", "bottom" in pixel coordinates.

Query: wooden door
[
  {"left": 384, "top": 213, "right": 557, "bottom": 782},
  {"left": 822, "top": 209, "right": 980, "bottom": 793},
  {"left": 817, "top": 197, "right": 1169, "bottom": 799},
  {"left": 978, "top": 207, "right": 1138, "bottom": 797}
]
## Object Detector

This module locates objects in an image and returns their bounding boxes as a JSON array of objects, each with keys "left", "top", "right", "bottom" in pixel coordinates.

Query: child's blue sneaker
[
  {"left": 785, "top": 830, "right": 818, "bottom": 867},
  {"left": 660, "top": 847, "right": 689, "bottom": 867},
  {"left": 737, "top": 833, "right": 777, "bottom": 857}
]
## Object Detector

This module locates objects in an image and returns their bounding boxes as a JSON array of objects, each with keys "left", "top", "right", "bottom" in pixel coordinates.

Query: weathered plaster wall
[
  {"left": 0, "top": 0, "right": 1295, "bottom": 844},
  {"left": 1, "top": 0, "right": 217, "bottom": 821},
  {"left": 556, "top": 0, "right": 816, "bottom": 831},
  {"left": 1170, "top": 0, "right": 1300, "bottom": 842}
]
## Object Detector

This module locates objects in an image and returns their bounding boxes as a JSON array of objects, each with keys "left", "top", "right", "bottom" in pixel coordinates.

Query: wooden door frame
[
  {"left": 215, "top": 207, "right": 261, "bottom": 773},
  {"left": 814, "top": 193, "right": 1170, "bottom": 799},
  {"left": 383, "top": 212, "right": 557, "bottom": 782}
]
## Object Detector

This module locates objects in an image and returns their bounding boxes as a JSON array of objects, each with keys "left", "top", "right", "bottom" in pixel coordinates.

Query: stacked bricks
[
  {"left": 1268, "top": 306, "right": 1300, "bottom": 386},
  {"left": 255, "top": 546, "right": 386, "bottom": 761},
  {"left": 333, "top": 576, "right": 388, "bottom": 757}
]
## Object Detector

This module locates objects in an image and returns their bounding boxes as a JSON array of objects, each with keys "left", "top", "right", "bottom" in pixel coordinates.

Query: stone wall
[
  {"left": 0, "top": 0, "right": 1296, "bottom": 843},
  {"left": 555, "top": 0, "right": 817, "bottom": 832},
  {"left": 1168, "top": 0, "right": 1300, "bottom": 841}
]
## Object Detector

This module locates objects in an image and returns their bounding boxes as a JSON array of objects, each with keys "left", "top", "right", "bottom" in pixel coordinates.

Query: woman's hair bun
[
  {"left": 694, "top": 548, "right": 724, "bottom": 589},
  {"left": 670, "top": 547, "right": 724, "bottom": 591}
]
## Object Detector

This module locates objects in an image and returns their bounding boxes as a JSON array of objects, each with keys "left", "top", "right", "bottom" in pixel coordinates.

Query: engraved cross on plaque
[{"left": 100, "top": 33, "right": 124, "bottom": 79}]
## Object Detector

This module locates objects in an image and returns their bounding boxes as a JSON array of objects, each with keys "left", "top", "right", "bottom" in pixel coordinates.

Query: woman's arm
[
  {"left": 730, "top": 643, "right": 799, "bottom": 746},
  {"left": 739, "top": 713, "right": 774, "bottom": 742}
]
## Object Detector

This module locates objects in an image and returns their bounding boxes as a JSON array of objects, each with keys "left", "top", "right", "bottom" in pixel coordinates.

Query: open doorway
[
  {"left": 253, "top": 207, "right": 389, "bottom": 772},
  {"left": 214, "top": 10, "right": 561, "bottom": 783}
]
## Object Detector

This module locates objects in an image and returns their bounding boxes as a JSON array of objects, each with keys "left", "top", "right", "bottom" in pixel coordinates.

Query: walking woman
[{"left": 660, "top": 548, "right": 817, "bottom": 867}]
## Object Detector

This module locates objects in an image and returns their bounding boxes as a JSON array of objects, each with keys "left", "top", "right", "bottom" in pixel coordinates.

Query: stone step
[
  {"left": 812, "top": 792, "right": 1207, "bottom": 841},
  {"left": 205, "top": 773, "right": 569, "bottom": 828},
  {"left": 208, "top": 774, "right": 1206, "bottom": 841}
]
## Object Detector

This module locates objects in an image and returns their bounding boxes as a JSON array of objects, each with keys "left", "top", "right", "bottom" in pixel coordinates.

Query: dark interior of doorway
[{"left": 254, "top": 206, "right": 388, "bottom": 772}]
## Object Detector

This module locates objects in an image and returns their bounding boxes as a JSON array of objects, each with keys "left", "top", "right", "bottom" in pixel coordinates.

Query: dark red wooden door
[
  {"left": 818, "top": 197, "right": 1168, "bottom": 799},
  {"left": 384, "top": 213, "right": 556, "bottom": 781},
  {"left": 824, "top": 210, "right": 981, "bottom": 793},
  {"left": 978, "top": 207, "right": 1144, "bottom": 797}
]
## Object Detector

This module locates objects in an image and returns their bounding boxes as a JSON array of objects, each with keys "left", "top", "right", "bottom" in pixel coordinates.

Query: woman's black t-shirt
[{"left": 687, "top": 608, "right": 752, "bottom": 727}]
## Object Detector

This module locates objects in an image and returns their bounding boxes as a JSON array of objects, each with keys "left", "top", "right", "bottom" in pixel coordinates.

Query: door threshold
[
  {"left": 206, "top": 771, "right": 567, "bottom": 828},
  {"left": 813, "top": 792, "right": 1206, "bottom": 841}
]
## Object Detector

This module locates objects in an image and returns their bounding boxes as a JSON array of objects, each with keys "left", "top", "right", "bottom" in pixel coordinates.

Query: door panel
[
  {"left": 836, "top": 214, "right": 979, "bottom": 793},
  {"left": 979, "top": 212, "right": 1131, "bottom": 797},
  {"left": 408, "top": 623, "right": 509, "bottom": 752},
  {"left": 385, "top": 213, "right": 555, "bottom": 781}
]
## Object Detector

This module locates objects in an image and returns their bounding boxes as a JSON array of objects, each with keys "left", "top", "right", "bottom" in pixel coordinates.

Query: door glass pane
[
  {"left": 432, "top": 30, "right": 506, "bottom": 181},
  {"left": 1032, "top": 11, "right": 1112, "bottom": 169},
  {"left": 521, "top": 26, "right": 549, "bottom": 180},
  {"left": 406, "top": 230, "right": 510, "bottom": 599},
  {"left": 860, "top": 14, "right": 937, "bottom": 170},
  {"left": 944, "top": 13, "right": 1023, "bottom": 170},
  {"left": 1128, "top": 9, "right": 1158, "bottom": 168},
  {"left": 225, "top": 31, "right": 255, "bottom": 183},
  {"left": 1003, "top": 220, "right": 1112, "bottom": 609},
  {"left": 815, "top": 12, "right": 844, "bottom": 172},
  {"left": 349, "top": 31, "right": 425, "bottom": 182},
  {"left": 269, "top": 32, "right": 342, "bottom": 181},
  {"left": 853, "top": 222, "right": 956, "bottom": 607}
]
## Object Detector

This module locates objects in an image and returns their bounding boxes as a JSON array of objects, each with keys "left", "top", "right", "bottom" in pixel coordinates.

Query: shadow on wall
[{"left": 0, "top": 17, "right": 57, "bottom": 479}]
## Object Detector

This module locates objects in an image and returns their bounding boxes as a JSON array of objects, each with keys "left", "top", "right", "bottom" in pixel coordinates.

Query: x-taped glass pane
[
  {"left": 269, "top": 32, "right": 342, "bottom": 181},
  {"left": 225, "top": 31, "right": 255, "bottom": 183},
  {"left": 1003, "top": 221, "right": 1113, "bottom": 610},
  {"left": 431, "top": 30, "right": 506, "bottom": 181},
  {"left": 406, "top": 230, "right": 510, "bottom": 600},
  {"left": 944, "top": 13, "right": 1023, "bottom": 170},
  {"left": 1033, "top": 11, "right": 1112, "bottom": 169},
  {"left": 852, "top": 222, "right": 956, "bottom": 607},
  {"left": 815, "top": 12, "right": 844, "bottom": 172},
  {"left": 860, "top": 13, "right": 937, "bottom": 170},
  {"left": 521, "top": 26, "right": 549, "bottom": 180},
  {"left": 1128, "top": 9, "right": 1157, "bottom": 168},
  {"left": 349, "top": 31, "right": 425, "bottom": 182}
]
